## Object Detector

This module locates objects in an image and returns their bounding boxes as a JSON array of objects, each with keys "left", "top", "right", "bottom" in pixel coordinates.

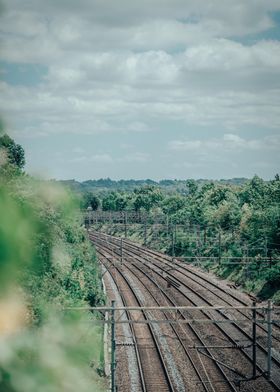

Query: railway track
[
  {"left": 89, "top": 230, "right": 280, "bottom": 391},
  {"left": 124, "top": 242, "right": 280, "bottom": 334},
  {"left": 102, "top": 256, "right": 174, "bottom": 391},
  {"left": 119, "top": 241, "right": 280, "bottom": 345},
  {"left": 92, "top": 230, "right": 280, "bottom": 339},
  {"left": 102, "top": 263, "right": 145, "bottom": 392},
  {"left": 100, "top": 248, "right": 239, "bottom": 392}
]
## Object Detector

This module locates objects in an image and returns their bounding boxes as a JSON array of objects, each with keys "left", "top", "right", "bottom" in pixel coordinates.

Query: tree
[
  {"left": 82, "top": 192, "right": 100, "bottom": 210},
  {"left": 115, "top": 193, "right": 128, "bottom": 211},
  {"left": 207, "top": 186, "right": 231, "bottom": 206},
  {"left": 205, "top": 194, "right": 241, "bottom": 229},
  {"left": 240, "top": 175, "right": 267, "bottom": 207},
  {"left": 186, "top": 179, "right": 198, "bottom": 196},
  {"left": 133, "top": 186, "right": 163, "bottom": 211},
  {"left": 0, "top": 134, "right": 25, "bottom": 169},
  {"left": 161, "top": 195, "right": 185, "bottom": 215},
  {"left": 102, "top": 192, "right": 117, "bottom": 211}
]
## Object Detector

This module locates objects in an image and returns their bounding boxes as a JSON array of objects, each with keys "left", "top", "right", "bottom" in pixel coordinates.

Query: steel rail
[
  {"left": 99, "top": 250, "right": 216, "bottom": 392},
  {"left": 90, "top": 231, "right": 280, "bottom": 391},
  {"left": 98, "top": 245, "right": 240, "bottom": 392},
  {"left": 90, "top": 231, "right": 280, "bottom": 337},
  {"left": 100, "top": 250, "right": 176, "bottom": 392},
  {"left": 102, "top": 264, "right": 147, "bottom": 392},
  {"left": 121, "top": 239, "right": 280, "bottom": 341}
]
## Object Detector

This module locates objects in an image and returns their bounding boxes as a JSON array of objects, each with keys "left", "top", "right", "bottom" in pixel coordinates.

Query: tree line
[
  {"left": 82, "top": 178, "right": 280, "bottom": 257},
  {"left": 82, "top": 175, "right": 280, "bottom": 302}
]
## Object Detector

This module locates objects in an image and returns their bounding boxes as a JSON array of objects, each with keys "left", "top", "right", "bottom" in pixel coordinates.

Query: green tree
[
  {"left": 133, "top": 186, "right": 163, "bottom": 211},
  {"left": 240, "top": 175, "right": 268, "bottom": 207},
  {"left": 115, "top": 193, "right": 129, "bottom": 210},
  {"left": 207, "top": 186, "right": 231, "bottom": 206},
  {"left": 186, "top": 179, "right": 198, "bottom": 196},
  {"left": 161, "top": 195, "right": 185, "bottom": 215},
  {"left": 82, "top": 192, "right": 100, "bottom": 210},
  {"left": 102, "top": 192, "right": 117, "bottom": 211},
  {"left": 205, "top": 194, "right": 241, "bottom": 229},
  {"left": 0, "top": 134, "right": 25, "bottom": 169}
]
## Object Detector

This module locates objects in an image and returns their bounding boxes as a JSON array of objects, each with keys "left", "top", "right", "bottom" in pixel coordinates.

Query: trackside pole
[
  {"left": 218, "top": 230, "right": 221, "bottom": 264},
  {"left": 111, "top": 300, "right": 116, "bottom": 392},
  {"left": 252, "top": 301, "right": 257, "bottom": 379},
  {"left": 120, "top": 239, "right": 123, "bottom": 264},
  {"left": 267, "top": 300, "right": 272, "bottom": 381},
  {"left": 171, "top": 226, "right": 175, "bottom": 257},
  {"left": 124, "top": 212, "right": 127, "bottom": 238},
  {"left": 144, "top": 220, "right": 147, "bottom": 246}
]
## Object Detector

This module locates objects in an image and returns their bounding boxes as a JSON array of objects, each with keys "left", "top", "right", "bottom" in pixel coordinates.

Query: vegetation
[
  {"left": 1, "top": 128, "right": 279, "bottom": 392},
  {"left": 59, "top": 177, "right": 249, "bottom": 194},
  {"left": 89, "top": 178, "right": 280, "bottom": 303},
  {"left": 0, "top": 134, "right": 106, "bottom": 392}
]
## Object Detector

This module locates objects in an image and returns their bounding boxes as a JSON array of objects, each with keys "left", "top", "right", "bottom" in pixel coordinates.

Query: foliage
[
  {"left": 93, "top": 175, "right": 280, "bottom": 302},
  {"left": 81, "top": 192, "right": 100, "bottom": 210},
  {"left": 0, "top": 133, "right": 25, "bottom": 169},
  {"left": 59, "top": 177, "right": 249, "bottom": 194},
  {"left": 0, "top": 136, "right": 105, "bottom": 391},
  {"left": 186, "top": 179, "right": 198, "bottom": 196},
  {"left": 161, "top": 195, "right": 185, "bottom": 215},
  {"left": 133, "top": 186, "right": 163, "bottom": 211},
  {"left": 102, "top": 192, "right": 117, "bottom": 211}
]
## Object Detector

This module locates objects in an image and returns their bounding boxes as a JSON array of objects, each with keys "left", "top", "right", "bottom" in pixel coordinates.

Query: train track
[
  {"left": 102, "top": 263, "right": 145, "bottom": 391},
  {"left": 92, "top": 230, "right": 280, "bottom": 340},
  {"left": 89, "top": 230, "right": 280, "bottom": 391},
  {"left": 119, "top": 239, "right": 280, "bottom": 342},
  {"left": 102, "top": 257, "right": 174, "bottom": 391},
  {"left": 100, "top": 248, "right": 240, "bottom": 391}
]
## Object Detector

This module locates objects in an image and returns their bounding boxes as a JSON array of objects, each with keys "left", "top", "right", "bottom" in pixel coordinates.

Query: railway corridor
[{"left": 89, "top": 230, "right": 280, "bottom": 392}]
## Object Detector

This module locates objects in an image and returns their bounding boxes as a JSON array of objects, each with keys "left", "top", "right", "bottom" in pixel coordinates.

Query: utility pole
[
  {"left": 144, "top": 219, "right": 147, "bottom": 246},
  {"left": 218, "top": 229, "right": 221, "bottom": 264},
  {"left": 252, "top": 301, "right": 257, "bottom": 379},
  {"left": 267, "top": 300, "right": 273, "bottom": 381},
  {"left": 203, "top": 226, "right": 207, "bottom": 245},
  {"left": 166, "top": 216, "right": 169, "bottom": 236},
  {"left": 120, "top": 238, "right": 123, "bottom": 264},
  {"left": 264, "top": 237, "right": 268, "bottom": 259},
  {"left": 124, "top": 211, "right": 127, "bottom": 238},
  {"left": 197, "top": 225, "right": 201, "bottom": 256},
  {"left": 172, "top": 225, "right": 175, "bottom": 257},
  {"left": 111, "top": 301, "right": 116, "bottom": 392}
]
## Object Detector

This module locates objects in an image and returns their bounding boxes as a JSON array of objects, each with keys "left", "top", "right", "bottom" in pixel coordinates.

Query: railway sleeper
[{"left": 165, "top": 275, "right": 181, "bottom": 289}]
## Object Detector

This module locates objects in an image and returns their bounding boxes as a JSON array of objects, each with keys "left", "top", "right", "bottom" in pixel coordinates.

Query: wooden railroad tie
[{"left": 165, "top": 276, "right": 181, "bottom": 289}]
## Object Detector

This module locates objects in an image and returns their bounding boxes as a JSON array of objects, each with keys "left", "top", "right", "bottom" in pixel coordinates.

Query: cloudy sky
[{"left": 1, "top": 0, "right": 280, "bottom": 180}]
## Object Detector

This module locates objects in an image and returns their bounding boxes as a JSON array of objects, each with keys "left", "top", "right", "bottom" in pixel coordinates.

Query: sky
[{"left": 0, "top": 0, "right": 280, "bottom": 181}]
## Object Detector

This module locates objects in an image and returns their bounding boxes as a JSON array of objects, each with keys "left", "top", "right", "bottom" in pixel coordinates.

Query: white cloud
[
  {"left": 1, "top": 1, "right": 280, "bottom": 65},
  {"left": 1, "top": 1, "right": 279, "bottom": 56},
  {"left": 119, "top": 152, "right": 150, "bottom": 163},
  {"left": 71, "top": 153, "right": 113, "bottom": 164},
  {"left": 180, "top": 40, "right": 280, "bottom": 71},
  {"left": 1, "top": 0, "right": 280, "bottom": 179},
  {"left": 70, "top": 151, "right": 150, "bottom": 165},
  {"left": 168, "top": 134, "right": 280, "bottom": 152},
  {"left": 90, "top": 154, "right": 113, "bottom": 163},
  {"left": 1, "top": 2, "right": 280, "bottom": 125},
  {"left": 169, "top": 140, "right": 202, "bottom": 150},
  {"left": 72, "top": 147, "right": 85, "bottom": 154}
]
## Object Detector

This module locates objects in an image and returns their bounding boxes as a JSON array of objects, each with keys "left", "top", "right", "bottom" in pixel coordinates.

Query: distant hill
[{"left": 57, "top": 177, "right": 249, "bottom": 193}]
